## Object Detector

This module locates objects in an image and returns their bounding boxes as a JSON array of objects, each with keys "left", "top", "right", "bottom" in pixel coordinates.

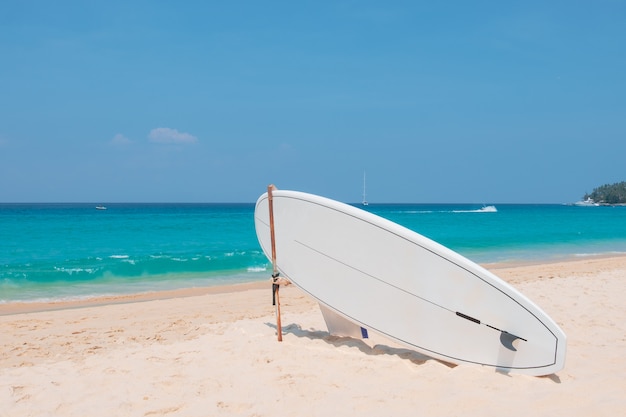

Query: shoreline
[
  {"left": 0, "top": 280, "right": 269, "bottom": 316},
  {"left": 2, "top": 253, "right": 625, "bottom": 317}
]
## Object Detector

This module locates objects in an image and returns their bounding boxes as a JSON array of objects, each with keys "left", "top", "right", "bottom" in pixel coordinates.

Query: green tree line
[{"left": 584, "top": 181, "right": 626, "bottom": 204}]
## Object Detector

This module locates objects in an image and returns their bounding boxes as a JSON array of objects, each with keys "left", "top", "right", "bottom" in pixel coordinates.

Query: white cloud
[
  {"left": 110, "top": 133, "right": 132, "bottom": 146},
  {"left": 148, "top": 127, "right": 198, "bottom": 144}
]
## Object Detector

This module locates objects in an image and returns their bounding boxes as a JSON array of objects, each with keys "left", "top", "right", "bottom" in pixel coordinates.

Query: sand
[{"left": 1, "top": 256, "right": 625, "bottom": 416}]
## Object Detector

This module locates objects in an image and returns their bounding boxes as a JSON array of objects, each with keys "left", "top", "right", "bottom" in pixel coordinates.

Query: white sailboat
[{"left": 362, "top": 172, "right": 368, "bottom": 206}]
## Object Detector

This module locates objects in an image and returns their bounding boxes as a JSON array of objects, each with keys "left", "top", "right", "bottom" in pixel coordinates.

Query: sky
[{"left": 1, "top": 1, "right": 624, "bottom": 203}]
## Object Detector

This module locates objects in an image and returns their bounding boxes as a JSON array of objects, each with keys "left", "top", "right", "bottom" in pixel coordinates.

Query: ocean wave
[
  {"left": 247, "top": 266, "right": 268, "bottom": 272},
  {"left": 1, "top": 249, "right": 268, "bottom": 288},
  {"left": 0, "top": 265, "right": 271, "bottom": 304},
  {"left": 573, "top": 250, "right": 626, "bottom": 258},
  {"left": 53, "top": 266, "right": 98, "bottom": 275}
]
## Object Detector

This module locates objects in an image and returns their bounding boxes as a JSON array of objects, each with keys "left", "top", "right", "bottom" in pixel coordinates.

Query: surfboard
[{"left": 254, "top": 189, "right": 566, "bottom": 376}]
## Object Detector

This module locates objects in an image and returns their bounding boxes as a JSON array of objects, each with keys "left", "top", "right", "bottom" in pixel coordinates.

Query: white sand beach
[{"left": 1, "top": 256, "right": 625, "bottom": 416}]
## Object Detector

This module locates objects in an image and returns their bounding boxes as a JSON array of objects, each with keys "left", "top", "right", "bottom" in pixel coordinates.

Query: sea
[{"left": 2, "top": 202, "right": 626, "bottom": 304}]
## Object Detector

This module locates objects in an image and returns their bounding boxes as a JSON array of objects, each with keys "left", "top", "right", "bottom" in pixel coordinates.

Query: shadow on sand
[
  {"left": 266, "top": 321, "right": 562, "bottom": 382},
  {"left": 266, "top": 321, "right": 455, "bottom": 368}
]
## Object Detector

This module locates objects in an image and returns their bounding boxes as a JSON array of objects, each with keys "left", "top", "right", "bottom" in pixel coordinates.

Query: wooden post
[{"left": 267, "top": 184, "right": 282, "bottom": 342}]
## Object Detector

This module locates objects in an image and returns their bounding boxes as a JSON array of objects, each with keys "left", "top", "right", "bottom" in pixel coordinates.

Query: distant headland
[{"left": 577, "top": 181, "right": 626, "bottom": 206}]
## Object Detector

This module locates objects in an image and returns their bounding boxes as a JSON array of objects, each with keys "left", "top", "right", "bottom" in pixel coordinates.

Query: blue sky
[{"left": 1, "top": 1, "right": 624, "bottom": 203}]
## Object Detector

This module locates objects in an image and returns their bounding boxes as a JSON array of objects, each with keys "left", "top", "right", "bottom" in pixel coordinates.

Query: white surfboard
[{"left": 254, "top": 189, "right": 566, "bottom": 376}]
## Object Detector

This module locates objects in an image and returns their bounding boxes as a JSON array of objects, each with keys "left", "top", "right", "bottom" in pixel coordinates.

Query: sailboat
[{"left": 362, "top": 172, "right": 368, "bottom": 206}]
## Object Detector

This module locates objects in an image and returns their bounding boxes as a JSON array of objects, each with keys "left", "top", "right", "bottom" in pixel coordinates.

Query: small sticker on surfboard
[{"left": 361, "top": 327, "right": 369, "bottom": 339}]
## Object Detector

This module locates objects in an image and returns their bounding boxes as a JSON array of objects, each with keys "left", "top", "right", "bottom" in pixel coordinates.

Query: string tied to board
[
  {"left": 271, "top": 272, "right": 290, "bottom": 305},
  {"left": 272, "top": 272, "right": 280, "bottom": 306}
]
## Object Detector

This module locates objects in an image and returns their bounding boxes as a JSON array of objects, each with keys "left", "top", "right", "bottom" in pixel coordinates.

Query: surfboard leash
[{"left": 272, "top": 272, "right": 280, "bottom": 306}]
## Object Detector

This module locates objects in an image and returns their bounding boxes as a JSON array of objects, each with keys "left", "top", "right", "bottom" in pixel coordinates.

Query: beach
[{"left": 1, "top": 256, "right": 625, "bottom": 416}]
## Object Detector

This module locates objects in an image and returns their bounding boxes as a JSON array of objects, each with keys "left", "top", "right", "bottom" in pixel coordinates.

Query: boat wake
[
  {"left": 387, "top": 205, "right": 498, "bottom": 214},
  {"left": 452, "top": 205, "right": 498, "bottom": 213}
]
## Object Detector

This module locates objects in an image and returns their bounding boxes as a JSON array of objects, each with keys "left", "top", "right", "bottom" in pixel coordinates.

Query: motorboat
[{"left": 573, "top": 198, "right": 599, "bottom": 207}]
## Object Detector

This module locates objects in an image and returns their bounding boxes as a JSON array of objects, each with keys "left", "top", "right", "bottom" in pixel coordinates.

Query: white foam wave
[
  {"left": 574, "top": 250, "right": 626, "bottom": 258},
  {"left": 53, "top": 266, "right": 97, "bottom": 274}
]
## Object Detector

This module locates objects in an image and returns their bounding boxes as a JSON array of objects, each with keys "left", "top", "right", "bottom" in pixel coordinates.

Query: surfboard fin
[
  {"left": 319, "top": 304, "right": 368, "bottom": 339},
  {"left": 499, "top": 331, "right": 525, "bottom": 351}
]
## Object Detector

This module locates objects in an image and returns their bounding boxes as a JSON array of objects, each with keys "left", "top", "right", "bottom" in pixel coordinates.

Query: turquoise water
[{"left": 2, "top": 202, "right": 626, "bottom": 303}]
